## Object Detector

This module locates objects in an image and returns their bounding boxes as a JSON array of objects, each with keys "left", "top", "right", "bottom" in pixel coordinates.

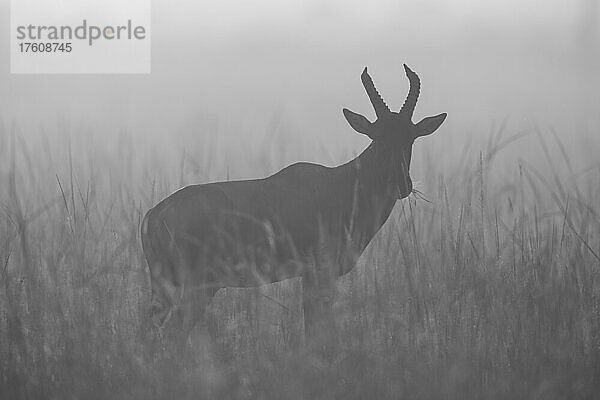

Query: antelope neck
[{"left": 336, "top": 142, "right": 398, "bottom": 241}]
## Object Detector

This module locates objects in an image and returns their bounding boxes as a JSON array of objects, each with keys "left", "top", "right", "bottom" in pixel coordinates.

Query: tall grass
[{"left": 0, "top": 117, "right": 599, "bottom": 399}]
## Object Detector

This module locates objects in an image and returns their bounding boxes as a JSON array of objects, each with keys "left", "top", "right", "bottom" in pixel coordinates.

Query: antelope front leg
[{"left": 302, "top": 262, "right": 338, "bottom": 358}]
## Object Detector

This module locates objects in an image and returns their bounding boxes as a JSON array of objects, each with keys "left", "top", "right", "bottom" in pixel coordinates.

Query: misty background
[
  {"left": 2, "top": 1, "right": 600, "bottom": 398},
  {"left": 1, "top": 0, "right": 599, "bottom": 181}
]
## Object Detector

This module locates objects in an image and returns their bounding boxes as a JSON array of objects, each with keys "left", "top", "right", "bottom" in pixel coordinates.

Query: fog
[
  {"left": 2, "top": 2, "right": 600, "bottom": 398},
  {"left": 1, "top": 0, "right": 598, "bottom": 162}
]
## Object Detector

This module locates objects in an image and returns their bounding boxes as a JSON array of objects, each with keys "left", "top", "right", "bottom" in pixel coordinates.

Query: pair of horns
[{"left": 361, "top": 64, "right": 420, "bottom": 119}]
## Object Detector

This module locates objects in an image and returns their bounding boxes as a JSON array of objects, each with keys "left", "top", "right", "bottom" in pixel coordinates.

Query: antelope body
[{"left": 141, "top": 65, "right": 446, "bottom": 341}]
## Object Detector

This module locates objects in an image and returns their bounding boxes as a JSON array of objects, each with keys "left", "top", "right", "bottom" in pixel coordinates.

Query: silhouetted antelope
[{"left": 141, "top": 65, "right": 446, "bottom": 345}]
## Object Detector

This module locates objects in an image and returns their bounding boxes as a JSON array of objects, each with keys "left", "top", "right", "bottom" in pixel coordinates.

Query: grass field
[{"left": 1, "top": 117, "right": 599, "bottom": 400}]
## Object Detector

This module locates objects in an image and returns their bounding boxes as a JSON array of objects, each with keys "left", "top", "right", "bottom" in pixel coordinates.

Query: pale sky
[{"left": 0, "top": 0, "right": 598, "bottom": 162}]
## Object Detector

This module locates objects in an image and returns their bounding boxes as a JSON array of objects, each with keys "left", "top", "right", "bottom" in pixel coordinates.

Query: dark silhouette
[{"left": 141, "top": 65, "right": 447, "bottom": 345}]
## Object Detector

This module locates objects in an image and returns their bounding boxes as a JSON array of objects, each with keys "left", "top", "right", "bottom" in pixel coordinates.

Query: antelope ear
[
  {"left": 414, "top": 113, "right": 447, "bottom": 138},
  {"left": 343, "top": 108, "right": 375, "bottom": 139}
]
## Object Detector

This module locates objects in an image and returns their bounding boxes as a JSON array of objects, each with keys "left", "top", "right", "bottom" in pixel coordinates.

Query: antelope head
[{"left": 343, "top": 64, "right": 447, "bottom": 199}]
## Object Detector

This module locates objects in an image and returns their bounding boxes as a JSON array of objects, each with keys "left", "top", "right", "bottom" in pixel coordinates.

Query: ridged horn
[
  {"left": 361, "top": 67, "right": 390, "bottom": 118},
  {"left": 399, "top": 64, "right": 420, "bottom": 119}
]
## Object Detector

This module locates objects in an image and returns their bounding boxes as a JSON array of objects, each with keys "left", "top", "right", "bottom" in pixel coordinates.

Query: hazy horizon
[{"left": 1, "top": 0, "right": 598, "bottom": 170}]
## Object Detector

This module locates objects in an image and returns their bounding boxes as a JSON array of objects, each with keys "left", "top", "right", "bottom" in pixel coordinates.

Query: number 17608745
[{"left": 18, "top": 42, "right": 72, "bottom": 53}]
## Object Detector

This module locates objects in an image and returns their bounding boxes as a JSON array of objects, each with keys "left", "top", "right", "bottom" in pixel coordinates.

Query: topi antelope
[{"left": 141, "top": 64, "right": 446, "bottom": 344}]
